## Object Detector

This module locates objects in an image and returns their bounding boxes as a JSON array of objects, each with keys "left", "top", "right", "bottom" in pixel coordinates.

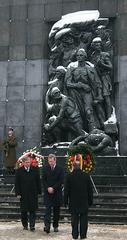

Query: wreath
[
  {"left": 16, "top": 147, "right": 44, "bottom": 169},
  {"left": 66, "top": 144, "right": 95, "bottom": 173}
]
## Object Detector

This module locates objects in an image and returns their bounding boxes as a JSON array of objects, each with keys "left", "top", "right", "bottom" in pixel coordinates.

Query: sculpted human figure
[
  {"left": 48, "top": 66, "right": 67, "bottom": 94},
  {"left": 70, "top": 128, "right": 115, "bottom": 155},
  {"left": 44, "top": 87, "right": 84, "bottom": 142},
  {"left": 65, "top": 48, "right": 103, "bottom": 132},
  {"left": 55, "top": 29, "right": 77, "bottom": 67},
  {"left": 91, "top": 37, "right": 113, "bottom": 119},
  {"left": 95, "top": 25, "right": 112, "bottom": 53}
]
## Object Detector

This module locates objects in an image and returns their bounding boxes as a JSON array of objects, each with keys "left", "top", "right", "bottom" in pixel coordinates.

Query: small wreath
[
  {"left": 16, "top": 147, "right": 44, "bottom": 169},
  {"left": 66, "top": 144, "right": 95, "bottom": 173}
]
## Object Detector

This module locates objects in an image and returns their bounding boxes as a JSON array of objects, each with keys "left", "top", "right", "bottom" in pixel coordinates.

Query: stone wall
[{"left": 0, "top": 0, "right": 127, "bottom": 163}]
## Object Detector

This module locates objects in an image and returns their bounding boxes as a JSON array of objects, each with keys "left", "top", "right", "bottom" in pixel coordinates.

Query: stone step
[
  {"left": 92, "top": 175, "right": 127, "bottom": 185},
  {"left": 1, "top": 205, "right": 127, "bottom": 215},
  {"left": 0, "top": 211, "right": 127, "bottom": 224}
]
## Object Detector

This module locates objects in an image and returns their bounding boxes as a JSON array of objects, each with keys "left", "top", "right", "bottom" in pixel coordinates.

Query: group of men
[{"left": 15, "top": 153, "right": 93, "bottom": 240}]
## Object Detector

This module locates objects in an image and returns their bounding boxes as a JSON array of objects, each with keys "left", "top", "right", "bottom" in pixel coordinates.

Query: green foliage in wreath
[{"left": 66, "top": 144, "right": 95, "bottom": 173}]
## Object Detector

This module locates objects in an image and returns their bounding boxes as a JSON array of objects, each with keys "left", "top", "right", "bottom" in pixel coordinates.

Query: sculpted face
[{"left": 76, "top": 49, "right": 87, "bottom": 62}]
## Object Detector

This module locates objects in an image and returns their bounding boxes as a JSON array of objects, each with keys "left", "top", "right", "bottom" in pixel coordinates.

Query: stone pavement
[{"left": 0, "top": 222, "right": 127, "bottom": 240}]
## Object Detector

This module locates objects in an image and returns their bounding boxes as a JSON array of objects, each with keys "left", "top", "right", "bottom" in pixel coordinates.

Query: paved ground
[{"left": 0, "top": 222, "right": 127, "bottom": 240}]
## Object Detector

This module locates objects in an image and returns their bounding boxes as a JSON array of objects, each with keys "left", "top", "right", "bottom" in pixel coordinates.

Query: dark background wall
[{"left": 0, "top": 0, "right": 126, "bottom": 163}]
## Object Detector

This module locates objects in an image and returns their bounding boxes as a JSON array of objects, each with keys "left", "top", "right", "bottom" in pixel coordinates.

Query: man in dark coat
[
  {"left": 15, "top": 157, "right": 41, "bottom": 231},
  {"left": 3, "top": 127, "right": 17, "bottom": 174},
  {"left": 42, "top": 153, "right": 64, "bottom": 233},
  {"left": 64, "top": 160, "right": 93, "bottom": 239}
]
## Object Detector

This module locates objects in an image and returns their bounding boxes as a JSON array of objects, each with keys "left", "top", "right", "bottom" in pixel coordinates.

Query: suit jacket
[
  {"left": 64, "top": 169, "right": 93, "bottom": 213},
  {"left": 42, "top": 164, "right": 64, "bottom": 206},
  {"left": 15, "top": 166, "right": 41, "bottom": 211}
]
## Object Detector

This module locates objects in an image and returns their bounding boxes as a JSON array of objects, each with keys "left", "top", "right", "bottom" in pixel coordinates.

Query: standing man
[
  {"left": 3, "top": 127, "right": 17, "bottom": 174},
  {"left": 42, "top": 153, "right": 64, "bottom": 233},
  {"left": 64, "top": 160, "right": 93, "bottom": 239},
  {"left": 15, "top": 157, "right": 41, "bottom": 231}
]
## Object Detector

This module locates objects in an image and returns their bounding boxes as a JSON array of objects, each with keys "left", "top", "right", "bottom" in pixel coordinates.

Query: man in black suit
[
  {"left": 15, "top": 157, "right": 41, "bottom": 231},
  {"left": 64, "top": 160, "right": 93, "bottom": 239},
  {"left": 42, "top": 153, "right": 64, "bottom": 233}
]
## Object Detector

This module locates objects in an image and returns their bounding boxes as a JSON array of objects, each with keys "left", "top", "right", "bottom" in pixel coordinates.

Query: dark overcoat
[
  {"left": 42, "top": 164, "right": 64, "bottom": 207},
  {"left": 3, "top": 135, "right": 17, "bottom": 168},
  {"left": 64, "top": 169, "right": 93, "bottom": 213},
  {"left": 15, "top": 166, "right": 42, "bottom": 211}
]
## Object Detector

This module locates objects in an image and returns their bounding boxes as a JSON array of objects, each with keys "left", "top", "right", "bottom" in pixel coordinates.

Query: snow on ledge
[{"left": 49, "top": 10, "right": 100, "bottom": 38}]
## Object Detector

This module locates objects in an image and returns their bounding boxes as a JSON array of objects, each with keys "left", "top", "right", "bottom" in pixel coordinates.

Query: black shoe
[
  {"left": 23, "top": 227, "right": 28, "bottom": 230},
  {"left": 30, "top": 227, "right": 35, "bottom": 232},
  {"left": 54, "top": 227, "right": 59, "bottom": 232},
  {"left": 44, "top": 226, "right": 50, "bottom": 233}
]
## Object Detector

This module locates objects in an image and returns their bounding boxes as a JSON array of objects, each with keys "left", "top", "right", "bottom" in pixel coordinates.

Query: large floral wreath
[
  {"left": 16, "top": 147, "right": 44, "bottom": 169},
  {"left": 66, "top": 144, "right": 95, "bottom": 173}
]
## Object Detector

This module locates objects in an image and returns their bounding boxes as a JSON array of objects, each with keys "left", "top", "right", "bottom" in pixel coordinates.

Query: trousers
[
  {"left": 44, "top": 206, "right": 60, "bottom": 228},
  {"left": 21, "top": 211, "right": 36, "bottom": 229},
  {"left": 71, "top": 212, "right": 88, "bottom": 239}
]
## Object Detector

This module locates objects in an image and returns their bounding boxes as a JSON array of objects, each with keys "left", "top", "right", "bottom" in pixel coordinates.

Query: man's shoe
[
  {"left": 44, "top": 226, "right": 50, "bottom": 233},
  {"left": 30, "top": 227, "right": 35, "bottom": 232},
  {"left": 23, "top": 226, "right": 28, "bottom": 230},
  {"left": 54, "top": 227, "right": 59, "bottom": 232}
]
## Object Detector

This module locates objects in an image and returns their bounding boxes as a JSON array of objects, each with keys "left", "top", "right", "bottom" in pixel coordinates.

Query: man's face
[
  {"left": 48, "top": 157, "right": 56, "bottom": 168},
  {"left": 8, "top": 130, "right": 13, "bottom": 137},
  {"left": 24, "top": 158, "right": 31, "bottom": 168}
]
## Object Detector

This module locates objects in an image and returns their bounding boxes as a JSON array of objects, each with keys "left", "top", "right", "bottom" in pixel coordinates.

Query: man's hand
[{"left": 48, "top": 187, "right": 54, "bottom": 194}]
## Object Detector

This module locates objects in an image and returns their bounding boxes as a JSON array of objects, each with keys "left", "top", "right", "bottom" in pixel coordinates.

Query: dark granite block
[
  {"left": 10, "top": 21, "right": 26, "bottom": 45},
  {"left": 11, "top": 5, "right": 27, "bottom": 20},
  {"left": 24, "top": 125, "right": 41, "bottom": 140},
  {"left": 26, "top": 60, "right": 42, "bottom": 85},
  {"left": 24, "top": 101, "right": 42, "bottom": 126},
  {"left": 27, "top": 21, "right": 43, "bottom": 45},
  {"left": 44, "top": 3, "right": 62, "bottom": 21},
  {"left": 0, "top": 0, "right": 10, "bottom": 7},
  {"left": 0, "top": 6, "right": 9, "bottom": 20},
  {"left": 99, "top": 0, "right": 117, "bottom": 17},
  {"left": 8, "top": 61, "right": 25, "bottom": 86},
  {"left": 62, "top": 1, "right": 80, "bottom": 15},
  {"left": 0, "top": 47, "right": 9, "bottom": 61},
  {"left": 0, "top": 62, "right": 8, "bottom": 86},
  {"left": 26, "top": 44, "right": 42, "bottom": 60},
  {"left": 24, "top": 139, "right": 41, "bottom": 151},
  {"left": 28, "top": 4, "right": 44, "bottom": 20},
  {"left": 0, "top": 22, "right": 9, "bottom": 46},
  {"left": 9, "top": 45, "right": 26, "bottom": 60},
  {"left": 11, "top": 0, "right": 27, "bottom": 5},
  {"left": 0, "top": 102, "right": 6, "bottom": 125},
  {"left": 6, "top": 101, "right": 24, "bottom": 126},
  {"left": 0, "top": 87, "right": 6, "bottom": 101},
  {"left": 118, "top": 0, "right": 127, "bottom": 14},
  {"left": 118, "top": 40, "right": 127, "bottom": 55},
  {"left": 42, "top": 59, "right": 48, "bottom": 85},
  {"left": 25, "top": 85, "right": 42, "bottom": 101},
  {"left": 7, "top": 86, "right": 24, "bottom": 100},
  {"left": 80, "top": 0, "right": 98, "bottom": 9}
]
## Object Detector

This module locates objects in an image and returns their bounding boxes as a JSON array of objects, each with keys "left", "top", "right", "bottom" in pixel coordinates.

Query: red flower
[
  {"left": 31, "top": 159, "right": 38, "bottom": 167},
  {"left": 69, "top": 155, "right": 75, "bottom": 161}
]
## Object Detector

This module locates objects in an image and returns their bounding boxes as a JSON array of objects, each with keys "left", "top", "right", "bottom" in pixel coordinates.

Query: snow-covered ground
[{"left": 0, "top": 222, "right": 127, "bottom": 240}]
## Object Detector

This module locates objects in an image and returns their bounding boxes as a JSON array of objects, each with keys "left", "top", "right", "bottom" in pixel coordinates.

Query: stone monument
[{"left": 42, "top": 10, "right": 117, "bottom": 155}]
